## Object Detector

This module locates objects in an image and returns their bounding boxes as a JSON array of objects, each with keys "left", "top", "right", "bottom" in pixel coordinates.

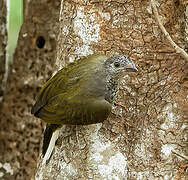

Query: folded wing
[{"left": 33, "top": 94, "right": 112, "bottom": 125}]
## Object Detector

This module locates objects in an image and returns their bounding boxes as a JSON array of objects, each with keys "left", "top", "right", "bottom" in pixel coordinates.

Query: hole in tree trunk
[{"left": 36, "top": 36, "right": 45, "bottom": 48}]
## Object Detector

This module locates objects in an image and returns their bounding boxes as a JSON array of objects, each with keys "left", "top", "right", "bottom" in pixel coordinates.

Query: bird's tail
[{"left": 42, "top": 124, "right": 61, "bottom": 165}]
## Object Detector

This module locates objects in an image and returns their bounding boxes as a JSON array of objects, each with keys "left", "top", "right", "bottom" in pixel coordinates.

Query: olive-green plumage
[
  {"left": 31, "top": 54, "right": 138, "bottom": 160},
  {"left": 32, "top": 55, "right": 111, "bottom": 125}
]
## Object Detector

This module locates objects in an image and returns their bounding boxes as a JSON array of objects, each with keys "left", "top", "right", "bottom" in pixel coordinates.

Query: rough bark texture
[
  {"left": 0, "top": 0, "right": 60, "bottom": 179},
  {"left": 35, "top": 0, "right": 188, "bottom": 180},
  {"left": 0, "top": 0, "right": 187, "bottom": 179},
  {"left": 0, "top": 0, "right": 7, "bottom": 101}
]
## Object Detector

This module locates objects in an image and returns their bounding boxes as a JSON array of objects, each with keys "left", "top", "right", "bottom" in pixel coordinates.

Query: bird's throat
[{"left": 105, "top": 75, "right": 119, "bottom": 104}]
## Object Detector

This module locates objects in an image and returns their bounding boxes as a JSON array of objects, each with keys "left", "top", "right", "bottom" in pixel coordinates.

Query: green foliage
[{"left": 7, "top": 0, "right": 23, "bottom": 63}]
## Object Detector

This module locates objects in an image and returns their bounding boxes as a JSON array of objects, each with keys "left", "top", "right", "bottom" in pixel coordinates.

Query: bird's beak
[{"left": 125, "top": 63, "right": 138, "bottom": 72}]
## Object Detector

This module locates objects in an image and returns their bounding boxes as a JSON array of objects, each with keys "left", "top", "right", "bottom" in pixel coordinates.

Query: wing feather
[
  {"left": 36, "top": 94, "right": 112, "bottom": 125},
  {"left": 31, "top": 54, "right": 109, "bottom": 121}
]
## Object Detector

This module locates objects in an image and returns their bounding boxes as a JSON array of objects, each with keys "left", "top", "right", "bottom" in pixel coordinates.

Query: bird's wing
[
  {"left": 31, "top": 71, "right": 81, "bottom": 116},
  {"left": 31, "top": 54, "right": 108, "bottom": 116},
  {"left": 35, "top": 94, "right": 112, "bottom": 125}
]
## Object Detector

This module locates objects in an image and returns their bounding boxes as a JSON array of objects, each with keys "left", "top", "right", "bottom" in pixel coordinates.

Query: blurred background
[{"left": 7, "top": 0, "right": 23, "bottom": 63}]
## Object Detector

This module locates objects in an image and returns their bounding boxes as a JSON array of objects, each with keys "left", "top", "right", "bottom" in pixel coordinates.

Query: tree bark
[
  {"left": 35, "top": 0, "right": 188, "bottom": 180},
  {"left": 0, "top": 0, "right": 59, "bottom": 179},
  {"left": 0, "top": 0, "right": 7, "bottom": 102}
]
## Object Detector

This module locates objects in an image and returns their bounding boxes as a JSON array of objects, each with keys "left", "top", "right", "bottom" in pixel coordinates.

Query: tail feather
[{"left": 42, "top": 124, "right": 61, "bottom": 165}]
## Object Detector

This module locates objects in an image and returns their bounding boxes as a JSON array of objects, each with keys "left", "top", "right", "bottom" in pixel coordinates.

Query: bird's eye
[{"left": 114, "top": 62, "right": 120, "bottom": 67}]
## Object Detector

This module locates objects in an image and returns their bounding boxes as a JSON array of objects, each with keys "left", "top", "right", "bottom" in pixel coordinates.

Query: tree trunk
[
  {"left": 35, "top": 0, "right": 188, "bottom": 180},
  {"left": 0, "top": 0, "right": 7, "bottom": 102},
  {"left": 0, "top": 0, "right": 59, "bottom": 179}
]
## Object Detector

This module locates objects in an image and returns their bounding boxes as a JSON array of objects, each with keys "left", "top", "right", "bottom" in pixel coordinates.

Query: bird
[{"left": 31, "top": 54, "right": 138, "bottom": 165}]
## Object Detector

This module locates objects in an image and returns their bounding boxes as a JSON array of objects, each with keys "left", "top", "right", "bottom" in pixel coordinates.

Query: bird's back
[{"left": 31, "top": 54, "right": 108, "bottom": 117}]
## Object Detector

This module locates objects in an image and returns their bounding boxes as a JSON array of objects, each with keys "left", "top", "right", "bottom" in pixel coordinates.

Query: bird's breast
[{"left": 104, "top": 76, "right": 119, "bottom": 104}]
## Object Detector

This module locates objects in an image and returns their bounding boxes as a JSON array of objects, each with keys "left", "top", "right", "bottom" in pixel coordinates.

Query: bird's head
[{"left": 105, "top": 55, "right": 138, "bottom": 78}]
